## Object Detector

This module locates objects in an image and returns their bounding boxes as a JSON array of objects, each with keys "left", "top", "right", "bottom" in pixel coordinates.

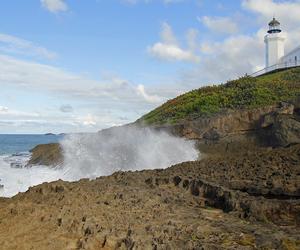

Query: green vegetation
[{"left": 138, "top": 68, "right": 300, "bottom": 125}]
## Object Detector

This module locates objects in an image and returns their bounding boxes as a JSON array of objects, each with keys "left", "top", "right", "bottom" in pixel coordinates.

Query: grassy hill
[{"left": 138, "top": 68, "right": 300, "bottom": 125}]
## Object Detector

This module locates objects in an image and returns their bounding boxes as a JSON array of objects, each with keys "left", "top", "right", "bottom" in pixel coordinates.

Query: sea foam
[{"left": 0, "top": 155, "right": 62, "bottom": 197}]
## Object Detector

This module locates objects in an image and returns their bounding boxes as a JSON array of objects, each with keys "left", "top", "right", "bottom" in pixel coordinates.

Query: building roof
[{"left": 269, "top": 17, "right": 280, "bottom": 26}]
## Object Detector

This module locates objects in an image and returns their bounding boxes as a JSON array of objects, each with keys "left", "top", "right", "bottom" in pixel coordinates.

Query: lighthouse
[{"left": 264, "top": 18, "right": 285, "bottom": 68}]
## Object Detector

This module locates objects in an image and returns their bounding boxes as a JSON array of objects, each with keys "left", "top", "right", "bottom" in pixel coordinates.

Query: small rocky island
[{"left": 0, "top": 69, "right": 299, "bottom": 249}]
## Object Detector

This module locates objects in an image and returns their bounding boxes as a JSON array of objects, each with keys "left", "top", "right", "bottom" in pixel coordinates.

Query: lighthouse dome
[
  {"left": 268, "top": 17, "right": 281, "bottom": 34},
  {"left": 268, "top": 17, "right": 280, "bottom": 26}
]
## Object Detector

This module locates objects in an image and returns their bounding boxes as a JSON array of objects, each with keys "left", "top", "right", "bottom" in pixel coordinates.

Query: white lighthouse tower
[{"left": 264, "top": 18, "right": 285, "bottom": 69}]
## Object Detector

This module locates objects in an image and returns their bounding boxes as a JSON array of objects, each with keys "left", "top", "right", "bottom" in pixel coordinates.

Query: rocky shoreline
[
  {"left": 0, "top": 143, "right": 299, "bottom": 249},
  {"left": 0, "top": 100, "right": 299, "bottom": 249}
]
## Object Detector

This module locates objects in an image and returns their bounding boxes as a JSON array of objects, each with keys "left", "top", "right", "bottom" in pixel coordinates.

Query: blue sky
[{"left": 0, "top": 0, "right": 300, "bottom": 133}]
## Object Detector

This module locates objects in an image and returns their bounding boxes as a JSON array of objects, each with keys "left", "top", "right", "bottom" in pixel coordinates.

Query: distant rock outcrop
[{"left": 44, "top": 133, "right": 56, "bottom": 136}]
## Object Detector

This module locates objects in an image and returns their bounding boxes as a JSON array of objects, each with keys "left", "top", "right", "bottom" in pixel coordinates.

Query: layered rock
[
  {"left": 145, "top": 101, "right": 299, "bottom": 160},
  {"left": 153, "top": 101, "right": 298, "bottom": 142}
]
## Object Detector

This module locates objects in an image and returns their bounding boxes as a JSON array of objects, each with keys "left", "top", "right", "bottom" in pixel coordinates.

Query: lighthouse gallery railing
[{"left": 251, "top": 61, "right": 300, "bottom": 77}]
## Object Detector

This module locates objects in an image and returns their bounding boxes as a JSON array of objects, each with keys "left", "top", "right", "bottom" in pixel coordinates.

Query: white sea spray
[
  {"left": 0, "top": 126, "right": 199, "bottom": 197},
  {"left": 61, "top": 126, "right": 199, "bottom": 180}
]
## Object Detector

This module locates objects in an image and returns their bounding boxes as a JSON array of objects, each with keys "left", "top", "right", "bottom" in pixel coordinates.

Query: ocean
[{"left": 0, "top": 134, "right": 64, "bottom": 198}]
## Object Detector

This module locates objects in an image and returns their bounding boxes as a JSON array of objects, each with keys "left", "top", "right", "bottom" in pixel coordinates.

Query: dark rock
[
  {"left": 182, "top": 180, "right": 189, "bottom": 189},
  {"left": 145, "top": 178, "right": 153, "bottom": 185},
  {"left": 173, "top": 176, "right": 182, "bottom": 186},
  {"left": 203, "top": 128, "right": 221, "bottom": 141},
  {"left": 57, "top": 218, "right": 62, "bottom": 226}
]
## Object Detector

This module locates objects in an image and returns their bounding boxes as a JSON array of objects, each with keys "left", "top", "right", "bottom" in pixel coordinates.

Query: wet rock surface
[{"left": 0, "top": 144, "right": 299, "bottom": 250}]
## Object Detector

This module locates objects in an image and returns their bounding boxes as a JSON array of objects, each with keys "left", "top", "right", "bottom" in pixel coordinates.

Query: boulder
[
  {"left": 262, "top": 105, "right": 300, "bottom": 147},
  {"left": 270, "top": 114, "right": 300, "bottom": 147}
]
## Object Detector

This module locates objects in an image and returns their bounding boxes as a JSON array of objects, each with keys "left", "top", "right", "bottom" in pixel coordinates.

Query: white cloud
[
  {"left": 0, "top": 106, "right": 8, "bottom": 113},
  {"left": 200, "top": 16, "right": 239, "bottom": 35},
  {"left": 183, "top": 32, "right": 264, "bottom": 85},
  {"left": 0, "top": 54, "right": 165, "bottom": 105},
  {"left": 148, "top": 43, "right": 200, "bottom": 63},
  {"left": 0, "top": 33, "right": 57, "bottom": 60},
  {"left": 242, "top": 0, "right": 300, "bottom": 24},
  {"left": 41, "top": 0, "right": 68, "bottom": 13},
  {"left": 79, "top": 114, "right": 97, "bottom": 126},
  {"left": 148, "top": 22, "right": 200, "bottom": 63},
  {"left": 0, "top": 107, "right": 40, "bottom": 119},
  {"left": 136, "top": 85, "right": 163, "bottom": 103}
]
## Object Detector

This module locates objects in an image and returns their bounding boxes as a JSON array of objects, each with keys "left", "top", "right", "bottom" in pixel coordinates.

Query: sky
[{"left": 0, "top": 0, "right": 300, "bottom": 134}]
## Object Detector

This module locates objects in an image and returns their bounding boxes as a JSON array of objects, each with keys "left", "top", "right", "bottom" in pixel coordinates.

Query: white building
[
  {"left": 280, "top": 45, "right": 300, "bottom": 67},
  {"left": 263, "top": 18, "right": 300, "bottom": 74}
]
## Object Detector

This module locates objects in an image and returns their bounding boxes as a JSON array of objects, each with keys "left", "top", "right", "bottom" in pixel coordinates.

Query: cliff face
[
  {"left": 153, "top": 101, "right": 298, "bottom": 140},
  {"left": 146, "top": 100, "right": 300, "bottom": 158},
  {"left": 152, "top": 105, "right": 278, "bottom": 139}
]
